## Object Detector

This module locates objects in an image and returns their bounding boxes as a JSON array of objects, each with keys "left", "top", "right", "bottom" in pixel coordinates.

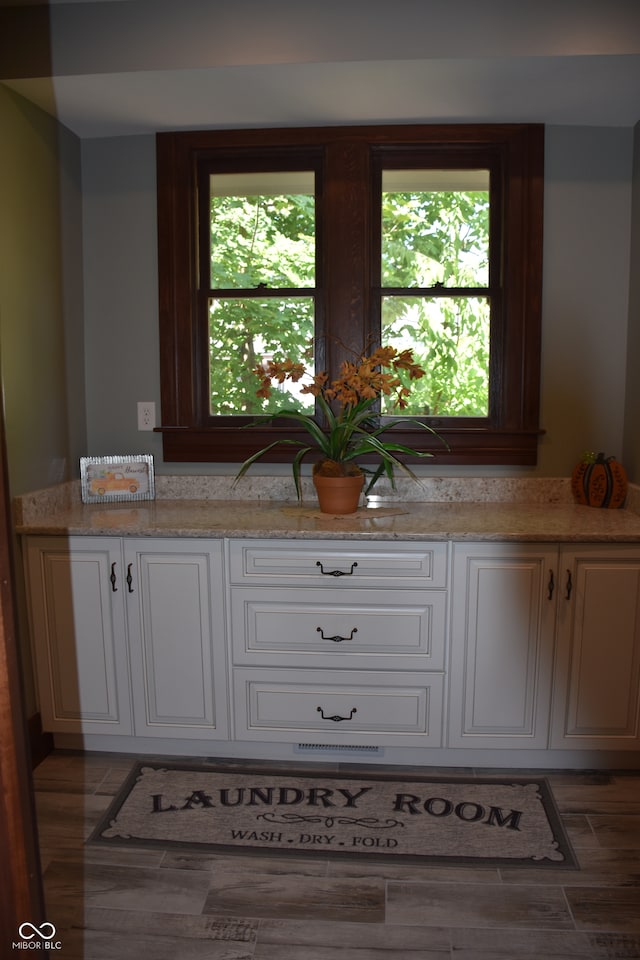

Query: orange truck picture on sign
[
  {"left": 80, "top": 455, "right": 155, "bottom": 503},
  {"left": 89, "top": 472, "right": 140, "bottom": 496}
]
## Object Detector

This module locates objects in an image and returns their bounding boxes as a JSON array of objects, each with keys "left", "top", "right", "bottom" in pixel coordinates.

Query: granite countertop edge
[{"left": 13, "top": 477, "right": 640, "bottom": 543}]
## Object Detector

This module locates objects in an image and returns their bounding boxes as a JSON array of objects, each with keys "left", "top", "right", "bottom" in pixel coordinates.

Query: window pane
[
  {"left": 381, "top": 296, "right": 490, "bottom": 417},
  {"left": 381, "top": 170, "right": 490, "bottom": 288},
  {"left": 210, "top": 172, "right": 315, "bottom": 289},
  {"left": 209, "top": 298, "right": 315, "bottom": 415}
]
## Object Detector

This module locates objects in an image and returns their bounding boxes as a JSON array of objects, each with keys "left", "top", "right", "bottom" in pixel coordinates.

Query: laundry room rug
[{"left": 89, "top": 761, "right": 577, "bottom": 867}]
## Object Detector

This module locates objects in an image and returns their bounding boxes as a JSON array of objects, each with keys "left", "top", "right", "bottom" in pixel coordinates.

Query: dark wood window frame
[{"left": 156, "top": 123, "right": 544, "bottom": 465}]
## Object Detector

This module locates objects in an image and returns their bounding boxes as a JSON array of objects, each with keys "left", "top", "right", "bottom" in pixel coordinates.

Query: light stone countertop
[{"left": 12, "top": 476, "right": 640, "bottom": 542}]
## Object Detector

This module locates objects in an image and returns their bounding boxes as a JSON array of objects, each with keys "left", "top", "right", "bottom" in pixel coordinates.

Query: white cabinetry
[
  {"left": 23, "top": 532, "right": 640, "bottom": 763},
  {"left": 24, "top": 536, "right": 228, "bottom": 742},
  {"left": 24, "top": 537, "right": 132, "bottom": 736},
  {"left": 449, "top": 543, "right": 557, "bottom": 748},
  {"left": 551, "top": 545, "right": 640, "bottom": 749},
  {"left": 124, "top": 539, "right": 229, "bottom": 740},
  {"left": 228, "top": 539, "right": 448, "bottom": 747}
]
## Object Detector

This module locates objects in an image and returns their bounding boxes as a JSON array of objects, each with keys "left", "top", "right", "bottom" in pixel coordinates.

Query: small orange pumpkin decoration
[{"left": 571, "top": 452, "right": 628, "bottom": 509}]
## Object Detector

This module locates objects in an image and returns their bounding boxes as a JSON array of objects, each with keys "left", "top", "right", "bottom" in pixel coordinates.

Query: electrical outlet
[{"left": 137, "top": 401, "right": 156, "bottom": 431}]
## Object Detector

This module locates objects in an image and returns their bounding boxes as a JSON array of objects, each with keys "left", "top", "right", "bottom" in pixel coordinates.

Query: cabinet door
[
  {"left": 448, "top": 543, "right": 557, "bottom": 748},
  {"left": 24, "top": 537, "right": 131, "bottom": 735},
  {"left": 551, "top": 546, "right": 640, "bottom": 749},
  {"left": 124, "top": 539, "right": 229, "bottom": 739}
]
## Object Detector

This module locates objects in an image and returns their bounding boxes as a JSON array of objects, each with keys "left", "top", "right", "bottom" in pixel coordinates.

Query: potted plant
[{"left": 234, "top": 346, "right": 445, "bottom": 513}]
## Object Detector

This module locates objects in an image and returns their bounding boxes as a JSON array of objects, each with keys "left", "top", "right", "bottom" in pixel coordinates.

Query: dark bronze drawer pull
[
  {"left": 316, "top": 626, "right": 358, "bottom": 643},
  {"left": 317, "top": 706, "right": 357, "bottom": 722},
  {"left": 565, "top": 569, "right": 573, "bottom": 600},
  {"left": 316, "top": 561, "right": 358, "bottom": 577},
  {"left": 110, "top": 562, "right": 118, "bottom": 592},
  {"left": 126, "top": 563, "right": 134, "bottom": 593}
]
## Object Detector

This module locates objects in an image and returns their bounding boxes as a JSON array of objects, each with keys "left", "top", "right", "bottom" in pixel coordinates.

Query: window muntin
[{"left": 157, "top": 124, "right": 543, "bottom": 465}]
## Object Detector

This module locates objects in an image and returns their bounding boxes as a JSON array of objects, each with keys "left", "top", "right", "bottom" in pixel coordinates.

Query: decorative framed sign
[{"left": 80, "top": 455, "right": 155, "bottom": 504}]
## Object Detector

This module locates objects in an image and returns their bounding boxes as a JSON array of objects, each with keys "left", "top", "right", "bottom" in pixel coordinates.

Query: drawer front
[
  {"left": 232, "top": 668, "right": 444, "bottom": 746},
  {"left": 229, "top": 539, "right": 448, "bottom": 588},
  {"left": 230, "top": 587, "right": 446, "bottom": 670}
]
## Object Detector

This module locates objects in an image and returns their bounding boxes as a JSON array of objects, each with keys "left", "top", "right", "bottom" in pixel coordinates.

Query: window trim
[{"left": 156, "top": 123, "right": 544, "bottom": 465}]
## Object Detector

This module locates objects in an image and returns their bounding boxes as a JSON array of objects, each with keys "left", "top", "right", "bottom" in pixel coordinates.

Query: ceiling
[{"left": 2, "top": 0, "right": 640, "bottom": 139}]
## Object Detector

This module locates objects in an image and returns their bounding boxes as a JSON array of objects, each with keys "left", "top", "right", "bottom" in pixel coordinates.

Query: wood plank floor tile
[
  {"left": 587, "top": 932, "right": 640, "bottom": 958},
  {"left": 551, "top": 780, "right": 640, "bottom": 816},
  {"left": 36, "top": 790, "right": 113, "bottom": 840},
  {"left": 60, "top": 906, "right": 259, "bottom": 959},
  {"left": 449, "top": 926, "right": 597, "bottom": 959},
  {"left": 161, "top": 850, "right": 329, "bottom": 877},
  {"left": 252, "top": 944, "right": 442, "bottom": 959},
  {"left": 79, "top": 906, "right": 258, "bottom": 941},
  {"left": 202, "top": 872, "right": 385, "bottom": 922},
  {"left": 500, "top": 848, "right": 640, "bottom": 886},
  {"left": 544, "top": 773, "right": 617, "bottom": 786},
  {"left": 254, "top": 917, "right": 451, "bottom": 957},
  {"left": 33, "top": 773, "right": 106, "bottom": 795},
  {"left": 589, "top": 814, "right": 640, "bottom": 849},
  {"left": 562, "top": 813, "right": 598, "bottom": 847},
  {"left": 83, "top": 844, "right": 167, "bottom": 868},
  {"left": 34, "top": 751, "right": 131, "bottom": 790},
  {"left": 68, "top": 931, "right": 255, "bottom": 960},
  {"left": 565, "top": 886, "right": 640, "bottom": 934},
  {"left": 386, "top": 879, "right": 575, "bottom": 929},
  {"left": 44, "top": 859, "right": 211, "bottom": 916},
  {"left": 327, "top": 859, "right": 501, "bottom": 883},
  {"left": 94, "top": 768, "right": 137, "bottom": 796}
]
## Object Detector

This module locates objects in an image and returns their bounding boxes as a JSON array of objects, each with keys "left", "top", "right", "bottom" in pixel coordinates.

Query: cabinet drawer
[
  {"left": 228, "top": 539, "right": 448, "bottom": 588},
  {"left": 233, "top": 668, "right": 444, "bottom": 746},
  {"left": 230, "top": 587, "right": 446, "bottom": 670}
]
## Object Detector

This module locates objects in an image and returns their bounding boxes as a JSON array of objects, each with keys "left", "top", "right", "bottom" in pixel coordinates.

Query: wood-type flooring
[{"left": 30, "top": 751, "right": 640, "bottom": 959}]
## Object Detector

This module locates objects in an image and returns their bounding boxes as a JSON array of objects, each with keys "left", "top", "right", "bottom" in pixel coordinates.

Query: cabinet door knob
[
  {"left": 316, "top": 627, "right": 358, "bottom": 643},
  {"left": 110, "top": 562, "right": 118, "bottom": 592},
  {"left": 126, "top": 563, "right": 134, "bottom": 593},
  {"left": 317, "top": 706, "right": 357, "bottom": 722},
  {"left": 316, "top": 561, "right": 358, "bottom": 577}
]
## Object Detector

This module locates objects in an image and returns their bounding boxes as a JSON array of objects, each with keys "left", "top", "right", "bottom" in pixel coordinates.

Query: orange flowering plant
[{"left": 235, "top": 346, "right": 445, "bottom": 497}]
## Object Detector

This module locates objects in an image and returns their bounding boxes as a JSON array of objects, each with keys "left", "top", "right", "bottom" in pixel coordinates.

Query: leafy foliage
[
  {"left": 234, "top": 348, "right": 445, "bottom": 496},
  {"left": 380, "top": 189, "right": 490, "bottom": 416},
  {"left": 208, "top": 186, "right": 490, "bottom": 418}
]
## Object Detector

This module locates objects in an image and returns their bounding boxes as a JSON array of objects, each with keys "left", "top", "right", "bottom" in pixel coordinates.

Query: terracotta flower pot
[{"left": 312, "top": 473, "right": 364, "bottom": 515}]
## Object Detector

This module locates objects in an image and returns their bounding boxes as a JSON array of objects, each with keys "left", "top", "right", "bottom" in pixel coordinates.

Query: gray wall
[
  {"left": 81, "top": 135, "right": 161, "bottom": 466},
  {"left": 541, "top": 125, "right": 633, "bottom": 473},
  {"left": 80, "top": 124, "right": 636, "bottom": 478}
]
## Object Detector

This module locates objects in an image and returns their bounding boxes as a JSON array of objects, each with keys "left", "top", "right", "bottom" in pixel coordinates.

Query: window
[
  {"left": 156, "top": 124, "right": 544, "bottom": 465},
  {"left": 207, "top": 167, "right": 318, "bottom": 417},
  {"left": 378, "top": 167, "right": 490, "bottom": 418}
]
